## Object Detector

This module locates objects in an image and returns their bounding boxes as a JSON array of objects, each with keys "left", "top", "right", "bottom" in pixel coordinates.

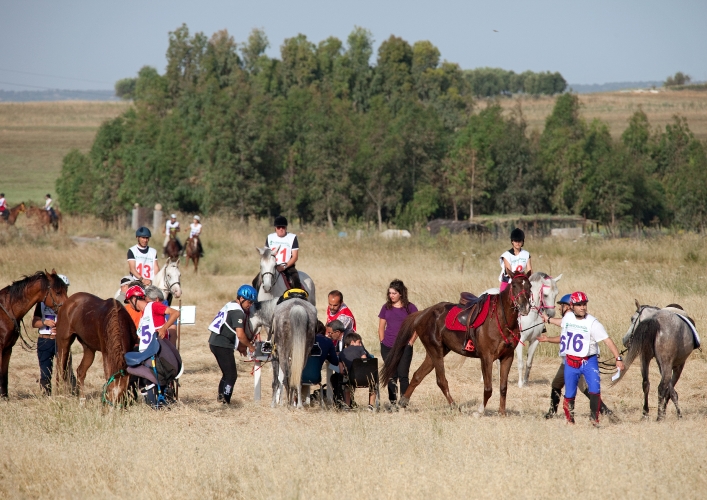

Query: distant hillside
[
  {"left": 0, "top": 89, "right": 119, "bottom": 102},
  {"left": 569, "top": 81, "right": 663, "bottom": 94}
]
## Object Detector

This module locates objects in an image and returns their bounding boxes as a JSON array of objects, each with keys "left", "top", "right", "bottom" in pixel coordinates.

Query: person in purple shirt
[{"left": 378, "top": 279, "right": 418, "bottom": 407}]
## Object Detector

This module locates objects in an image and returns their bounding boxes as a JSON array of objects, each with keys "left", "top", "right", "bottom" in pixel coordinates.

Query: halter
[
  {"left": 164, "top": 265, "right": 181, "bottom": 295},
  {"left": 261, "top": 271, "right": 276, "bottom": 292},
  {"left": 507, "top": 273, "right": 530, "bottom": 312},
  {"left": 44, "top": 286, "right": 64, "bottom": 313},
  {"left": 530, "top": 277, "right": 556, "bottom": 314}
]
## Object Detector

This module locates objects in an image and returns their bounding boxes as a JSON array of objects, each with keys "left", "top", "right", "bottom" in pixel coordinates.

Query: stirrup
[{"left": 463, "top": 339, "right": 475, "bottom": 352}]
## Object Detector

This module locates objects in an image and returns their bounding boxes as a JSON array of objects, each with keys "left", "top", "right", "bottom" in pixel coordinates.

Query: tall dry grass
[{"left": 1, "top": 216, "right": 707, "bottom": 498}]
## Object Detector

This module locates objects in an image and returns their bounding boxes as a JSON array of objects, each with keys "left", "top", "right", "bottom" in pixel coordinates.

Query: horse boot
[
  {"left": 544, "top": 388, "right": 562, "bottom": 419},
  {"left": 589, "top": 392, "right": 601, "bottom": 426},
  {"left": 563, "top": 397, "right": 575, "bottom": 424}
]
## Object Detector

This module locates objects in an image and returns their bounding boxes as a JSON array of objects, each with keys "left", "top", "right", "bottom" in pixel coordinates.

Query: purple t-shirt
[{"left": 379, "top": 303, "right": 418, "bottom": 348}]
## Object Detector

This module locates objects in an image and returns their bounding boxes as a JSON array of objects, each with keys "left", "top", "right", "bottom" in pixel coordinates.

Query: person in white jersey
[
  {"left": 163, "top": 214, "right": 182, "bottom": 253},
  {"left": 189, "top": 215, "right": 204, "bottom": 257},
  {"left": 207, "top": 285, "right": 258, "bottom": 404},
  {"left": 31, "top": 274, "right": 71, "bottom": 395},
  {"left": 498, "top": 228, "right": 532, "bottom": 292},
  {"left": 0, "top": 193, "right": 8, "bottom": 222},
  {"left": 125, "top": 285, "right": 180, "bottom": 352},
  {"left": 539, "top": 291, "right": 624, "bottom": 425},
  {"left": 127, "top": 227, "right": 160, "bottom": 286},
  {"left": 45, "top": 193, "right": 58, "bottom": 223},
  {"left": 265, "top": 215, "right": 302, "bottom": 289}
]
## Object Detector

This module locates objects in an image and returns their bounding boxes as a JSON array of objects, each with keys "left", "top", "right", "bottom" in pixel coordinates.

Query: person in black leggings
[
  {"left": 378, "top": 279, "right": 418, "bottom": 407},
  {"left": 207, "top": 285, "right": 257, "bottom": 404}
]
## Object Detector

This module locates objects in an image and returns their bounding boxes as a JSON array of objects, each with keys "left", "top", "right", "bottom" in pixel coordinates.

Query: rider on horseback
[
  {"left": 128, "top": 227, "right": 160, "bottom": 286},
  {"left": 189, "top": 215, "right": 204, "bottom": 257},
  {"left": 44, "top": 194, "right": 58, "bottom": 223},
  {"left": 0, "top": 193, "right": 8, "bottom": 221},
  {"left": 499, "top": 228, "right": 532, "bottom": 292},
  {"left": 265, "top": 216, "right": 302, "bottom": 289},
  {"left": 163, "top": 214, "right": 182, "bottom": 254}
]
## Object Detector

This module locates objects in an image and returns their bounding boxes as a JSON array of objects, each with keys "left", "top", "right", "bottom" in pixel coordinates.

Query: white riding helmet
[
  {"left": 57, "top": 274, "right": 70, "bottom": 286},
  {"left": 170, "top": 213, "right": 177, "bottom": 219},
  {"left": 193, "top": 215, "right": 200, "bottom": 221}
]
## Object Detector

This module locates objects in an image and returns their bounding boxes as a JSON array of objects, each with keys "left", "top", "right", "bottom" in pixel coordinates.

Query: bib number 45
[{"left": 560, "top": 331, "right": 584, "bottom": 353}]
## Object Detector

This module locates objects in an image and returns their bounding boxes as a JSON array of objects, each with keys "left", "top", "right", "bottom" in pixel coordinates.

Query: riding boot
[
  {"left": 589, "top": 392, "right": 601, "bottom": 424},
  {"left": 563, "top": 397, "right": 575, "bottom": 424},
  {"left": 217, "top": 380, "right": 226, "bottom": 403},
  {"left": 545, "top": 388, "right": 561, "bottom": 419},
  {"left": 223, "top": 382, "right": 233, "bottom": 404},
  {"left": 39, "top": 379, "right": 52, "bottom": 396}
]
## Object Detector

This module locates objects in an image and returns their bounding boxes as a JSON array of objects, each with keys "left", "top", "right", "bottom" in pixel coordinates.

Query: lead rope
[{"left": 101, "top": 369, "right": 127, "bottom": 407}]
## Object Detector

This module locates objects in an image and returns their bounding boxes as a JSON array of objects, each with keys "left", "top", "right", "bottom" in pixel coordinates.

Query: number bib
[
  {"left": 39, "top": 303, "right": 57, "bottom": 335},
  {"left": 208, "top": 302, "right": 243, "bottom": 348},
  {"left": 499, "top": 249, "right": 530, "bottom": 281},
  {"left": 130, "top": 245, "right": 157, "bottom": 280},
  {"left": 137, "top": 302, "right": 158, "bottom": 352},
  {"left": 559, "top": 314, "right": 594, "bottom": 358},
  {"left": 267, "top": 232, "right": 297, "bottom": 265}
]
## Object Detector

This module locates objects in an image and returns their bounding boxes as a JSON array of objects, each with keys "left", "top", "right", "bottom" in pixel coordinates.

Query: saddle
[{"left": 444, "top": 292, "right": 492, "bottom": 352}]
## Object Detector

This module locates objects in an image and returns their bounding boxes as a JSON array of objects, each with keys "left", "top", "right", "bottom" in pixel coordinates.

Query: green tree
[{"left": 114, "top": 78, "right": 136, "bottom": 99}]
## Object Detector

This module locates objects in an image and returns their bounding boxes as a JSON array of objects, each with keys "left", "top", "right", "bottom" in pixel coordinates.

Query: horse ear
[
  {"left": 50, "top": 268, "right": 56, "bottom": 275},
  {"left": 257, "top": 247, "right": 265, "bottom": 256},
  {"left": 175, "top": 258, "right": 180, "bottom": 267},
  {"left": 634, "top": 299, "right": 640, "bottom": 311},
  {"left": 554, "top": 273, "right": 562, "bottom": 282}
]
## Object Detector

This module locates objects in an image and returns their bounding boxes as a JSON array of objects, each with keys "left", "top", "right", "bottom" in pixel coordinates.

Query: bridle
[
  {"left": 164, "top": 264, "right": 181, "bottom": 295},
  {"left": 43, "top": 286, "right": 65, "bottom": 313},
  {"left": 624, "top": 305, "right": 652, "bottom": 347},
  {"left": 507, "top": 273, "right": 530, "bottom": 312},
  {"left": 530, "top": 278, "right": 556, "bottom": 314}
]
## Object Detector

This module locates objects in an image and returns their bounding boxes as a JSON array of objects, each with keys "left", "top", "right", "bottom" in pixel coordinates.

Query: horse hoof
[{"left": 472, "top": 411, "right": 481, "bottom": 418}]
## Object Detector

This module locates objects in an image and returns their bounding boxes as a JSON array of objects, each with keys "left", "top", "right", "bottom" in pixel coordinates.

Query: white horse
[
  {"left": 153, "top": 258, "right": 183, "bottom": 302},
  {"left": 256, "top": 247, "right": 316, "bottom": 306},
  {"left": 479, "top": 272, "right": 561, "bottom": 387}
]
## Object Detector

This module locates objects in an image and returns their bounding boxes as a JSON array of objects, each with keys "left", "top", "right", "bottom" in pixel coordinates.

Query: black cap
[
  {"left": 274, "top": 215, "right": 288, "bottom": 227},
  {"left": 510, "top": 227, "right": 525, "bottom": 242}
]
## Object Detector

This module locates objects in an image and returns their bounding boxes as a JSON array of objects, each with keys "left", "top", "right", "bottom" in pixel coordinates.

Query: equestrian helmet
[
  {"left": 510, "top": 227, "right": 525, "bottom": 242},
  {"left": 557, "top": 293, "right": 571, "bottom": 305},
  {"left": 135, "top": 226, "right": 152, "bottom": 238},
  {"left": 125, "top": 285, "right": 146, "bottom": 300},
  {"left": 237, "top": 284, "right": 258, "bottom": 302},
  {"left": 57, "top": 274, "right": 70, "bottom": 286},
  {"left": 170, "top": 213, "right": 177, "bottom": 219},
  {"left": 193, "top": 215, "right": 200, "bottom": 221},
  {"left": 274, "top": 215, "right": 288, "bottom": 227},
  {"left": 570, "top": 291, "right": 588, "bottom": 305}
]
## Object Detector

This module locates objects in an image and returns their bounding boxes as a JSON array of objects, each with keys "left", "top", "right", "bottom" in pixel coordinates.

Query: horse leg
[
  {"left": 399, "top": 353, "right": 435, "bottom": 408},
  {"left": 669, "top": 364, "right": 684, "bottom": 418},
  {"left": 76, "top": 345, "right": 96, "bottom": 399},
  {"left": 498, "top": 354, "right": 514, "bottom": 416},
  {"left": 477, "top": 356, "right": 494, "bottom": 415},
  {"left": 515, "top": 342, "right": 524, "bottom": 388},
  {"left": 0, "top": 347, "right": 12, "bottom": 398},
  {"left": 430, "top": 349, "right": 455, "bottom": 407},
  {"left": 641, "top": 356, "right": 650, "bottom": 419},
  {"left": 523, "top": 339, "right": 540, "bottom": 387}
]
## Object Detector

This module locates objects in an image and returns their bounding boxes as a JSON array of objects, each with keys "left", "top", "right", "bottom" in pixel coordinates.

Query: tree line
[{"left": 57, "top": 25, "right": 707, "bottom": 232}]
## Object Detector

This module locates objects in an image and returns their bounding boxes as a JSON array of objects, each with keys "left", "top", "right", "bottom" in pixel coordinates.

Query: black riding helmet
[
  {"left": 135, "top": 226, "right": 152, "bottom": 238},
  {"left": 510, "top": 227, "right": 525, "bottom": 242},
  {"left": 274, "top": 215, "right": 288, "bottom": 227}
]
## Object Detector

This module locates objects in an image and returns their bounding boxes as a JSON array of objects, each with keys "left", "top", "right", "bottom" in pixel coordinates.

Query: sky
[{"left": 0, "top": 0, "right": 705, "bottom": 91}]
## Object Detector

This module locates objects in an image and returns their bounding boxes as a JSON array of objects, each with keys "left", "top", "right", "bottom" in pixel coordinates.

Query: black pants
[
  {"left": 210, "top": 344, "right": 237, "bottom": 403},
  {"left": 283, "top": 266, "right": 302, "bottom": 289},
  {"left": 37, "top": 337, "right": 56, "bottom": 395},
  {"left": 380, "top": 343, "right": 413, "bottom": 403},
  {"left": 330, "top": 371, "right": 345, "bottom": 406}
]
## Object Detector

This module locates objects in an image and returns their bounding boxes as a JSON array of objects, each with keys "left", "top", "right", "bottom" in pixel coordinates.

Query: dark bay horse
[
  {"left": 185, "top": 235, "right": 200, "bottom": 272},
  {"left": 0, "top": 270, "right": 68, "bottom": 397},
  {"left": 1, "top": 203, "right": 26, "bottom": 225},
  {"left": 55, "top": 292, "right": 138, "bottom": 404},
  {"left": 380, "top": 273, "right": 531, "bottom": 416},
  {"left": 613, "top": 301, "right": 697, "bottom": 421},
  {"left": 164, "top": 229, "right": 181, "bottom": 261}
]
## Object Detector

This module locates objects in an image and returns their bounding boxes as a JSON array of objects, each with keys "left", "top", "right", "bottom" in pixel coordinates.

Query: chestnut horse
[
  {"left": 55, "top": 292, "right": 138, "bottom": 405},
  {"left": 0, "top": 203, "right": 26, "bottom": 225},
  {"left": 380, "top": 273, "right": 531, "bottom": 416},
  {"left": 164, "top": 228, "right": 181, "bottom": 261},
  {"left": 0, "top": 270, "right": 68, "bottom": 397},
  {"left": 185, "top": 235, "right": 200, "bottom": 272},
  {"left": 26, "top": 206, "right": 61, "bottom": 231}
]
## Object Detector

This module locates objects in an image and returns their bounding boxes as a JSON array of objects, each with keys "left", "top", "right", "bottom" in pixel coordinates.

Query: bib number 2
[{"left": 212, "top": 311, "right": 225, "bottom": 330}]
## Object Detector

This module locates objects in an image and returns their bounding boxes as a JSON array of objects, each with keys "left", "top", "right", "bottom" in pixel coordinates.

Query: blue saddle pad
[{"left": 124, "top": 338, "right": 160, "bottom": 366}]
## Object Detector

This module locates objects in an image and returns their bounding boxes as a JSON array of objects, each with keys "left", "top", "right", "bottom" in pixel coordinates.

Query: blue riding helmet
[
  {"left": 237, "top": 284, "right": 258, "bottom": 302},
  {"left": 557, "top": 293, "right": 571, "bottom": 306},
  {"left": 135, "top": 226, "right": 152, "bottom": 238}
]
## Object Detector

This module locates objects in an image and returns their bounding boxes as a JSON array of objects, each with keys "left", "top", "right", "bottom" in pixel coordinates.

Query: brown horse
[
  {"left": 380, "top": 273, "right": 532, "bottom": 416},
  {"left": 26, "top": 206, "right": 61, "bottom": 231},
  {"left": 55, "top": 292, "right": 138, "bottom": 405},
  {"left": 0, "top": 203, "right": 26, "bottom": 225},
  {"left": 185, "top": 235, "right": 200, "bottom": 272},
  {"left": 0, "top": 270, "right": 68, "bottom": 397},
  {"left": 164, "top": 228, "right": 181, "bottom": 261}
]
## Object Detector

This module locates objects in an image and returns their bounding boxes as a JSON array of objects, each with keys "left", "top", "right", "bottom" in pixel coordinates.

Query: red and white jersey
[
  {"left": 128, "top": 245, "right": 158, "bottom": 280},
  {"left": 327, "top": 303, "right": 357, "bottom": 332},
  {"left": 0, "top": 197, "right": 6, "bottom": 211},
  {"left": 38, "top": 303, "right": 57, "bottom": 335},
  {"left": 137, "top": 302, "right": 167, "bottom": 351},
  {"left": 559, "top": 312, "right": 608, "bottom": 358},
  {"left": 189, "top": 222, "right": 202, "bottom": 238},
  {"left": 267, "top": 232, "right": 298, "bottom": 265},
  {"left": 499, "top": 249, "right": 530, "bottom": 282}
]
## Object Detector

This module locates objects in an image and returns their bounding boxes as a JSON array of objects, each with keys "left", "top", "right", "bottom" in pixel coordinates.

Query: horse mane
[
  {"left": 4, "top": 271, "right": 66, "bottom": 303},
  {"left": 613, "top": 317, "right": 659, "bottom": 386},
  {"left": 380, "top": 311, "right": 420, "bottom": 384},
  {"left": 529, "top": 272, "right": 550, "bottom": 282},
  {"left": 103, "top": 300, "right": 134, "bottom": 371}
]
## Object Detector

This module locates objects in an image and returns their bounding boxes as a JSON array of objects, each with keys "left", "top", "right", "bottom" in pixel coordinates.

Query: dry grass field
[{"left": 1, "top": 215, "right": 707, "bottom": 499}]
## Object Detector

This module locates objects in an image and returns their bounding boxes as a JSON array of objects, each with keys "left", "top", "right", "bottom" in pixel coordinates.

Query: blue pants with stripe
[{"left": 564, "top": 355, "right": 600, "bottom": 398}]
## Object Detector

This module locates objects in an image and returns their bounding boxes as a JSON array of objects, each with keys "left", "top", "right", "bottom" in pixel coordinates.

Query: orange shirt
[{"left": 125, "top": 304, "right": 143, "bottom": 330}]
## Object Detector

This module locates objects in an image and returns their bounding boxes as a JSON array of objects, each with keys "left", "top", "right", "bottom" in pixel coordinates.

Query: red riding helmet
[
  {"left": 125, "top": 285, "right": 145, "bottom": 301},
  {"left": 570, "top": 291, "right": 588, "bottom": 304}
]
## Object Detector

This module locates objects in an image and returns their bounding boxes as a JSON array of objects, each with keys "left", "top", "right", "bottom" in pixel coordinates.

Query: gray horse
[
  {"left": 256, "top": 247, "right": 316, "bottom": 306},
  {"left": 614, "top": 300, "right": 699, "bottom": 421},
  {"left": 269, "top": 298, "right": 317, "bottom": 408}
]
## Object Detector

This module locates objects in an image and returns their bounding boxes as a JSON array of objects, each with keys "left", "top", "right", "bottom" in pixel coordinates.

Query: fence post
[
  {"left": 131, "top": 203, "right": 139, "bottom": 231},
  {"left": 153, "top": 203, "right": 163, "bottom": 234}
]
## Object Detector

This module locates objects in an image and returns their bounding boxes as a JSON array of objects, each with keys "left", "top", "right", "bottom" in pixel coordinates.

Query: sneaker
[{"left": 367, "top": 404, "right": 375, "bottom": 412}]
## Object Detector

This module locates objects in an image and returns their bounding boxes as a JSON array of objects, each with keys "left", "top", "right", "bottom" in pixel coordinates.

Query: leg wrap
[
  {"left": 563, "top": 397, "right": 575, "bottom": 423},
  {"left": 545, "top": 388, "right": 562, "bottom": 418}
]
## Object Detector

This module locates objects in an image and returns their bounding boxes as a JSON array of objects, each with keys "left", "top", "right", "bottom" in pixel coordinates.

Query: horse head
[
  {"left": 44, "top": 268, "right": 69, "bottom": 311},
  {"left": 509, "top": 272, "right": 532, "bottom": 315},
  {"left": 257, "top": 246, "right": 278, "bottom": 293},
  {"left": 248, "top": 298, "right": 277, "bottom": 339},
  {"left": 622, "top": 300, "right": 660, "bottom": 348},
  {"left": 164, "top": 259, "right": 182, "bottom": 298},
  {"left": 530, "top": 272, "right": 562, "bottom": 319}
]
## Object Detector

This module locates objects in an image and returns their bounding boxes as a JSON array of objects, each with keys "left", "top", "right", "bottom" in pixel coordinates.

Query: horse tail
[
  {"left": 104, "top": 299, "right": 130, "bottom": 371},
  {"left": 612, "top": 318, "right": 658, "bottom": 386},
  {"left": 288, "top": 304, "right": 309, "bottom": 390},
  {"left": 380, "top": 311, "right": 419, "bottom": 384}
]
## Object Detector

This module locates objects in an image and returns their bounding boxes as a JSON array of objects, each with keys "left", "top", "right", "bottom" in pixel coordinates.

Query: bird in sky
[{"left": 493, "top": 30, "right": 499, "bottom": 32}]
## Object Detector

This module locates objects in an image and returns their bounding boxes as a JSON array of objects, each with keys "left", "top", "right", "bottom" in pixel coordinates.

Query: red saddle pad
[{"left": 444, "top": 296, "right": 491, "bottom": 332}]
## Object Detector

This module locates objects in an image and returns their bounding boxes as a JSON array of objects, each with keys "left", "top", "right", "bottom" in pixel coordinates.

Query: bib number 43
[{"left": 136, "top": 263, "right": 152, "bottom": 279}]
